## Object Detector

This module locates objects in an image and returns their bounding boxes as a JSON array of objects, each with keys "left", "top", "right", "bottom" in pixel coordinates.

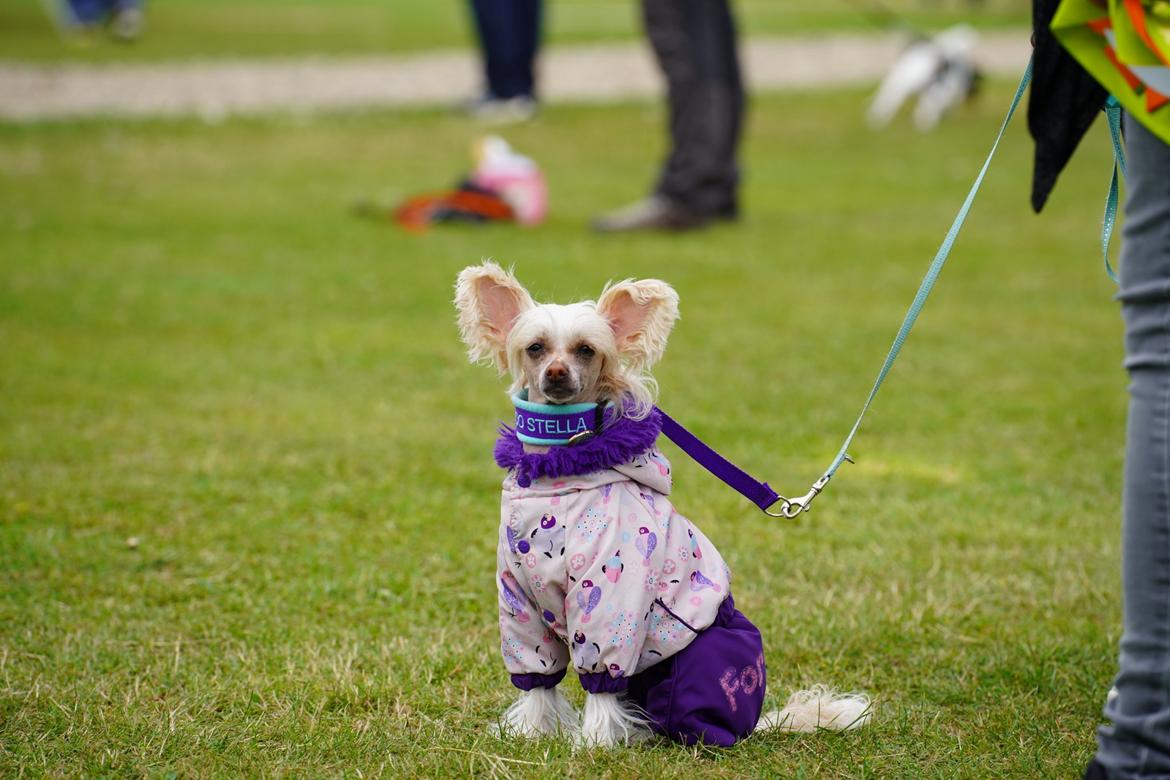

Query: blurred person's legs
[
  {"left": 594, "top": 0, "right": 743, "bottom": 232},
  {"left": 467, "top": 0, "right": 541, "bottom": 121},
  {"left": 62, "top": 0, "right": 106, "bottom": 26},
  {"left": 1094, "top": 115, "right": 1170, "bottom": 780},
  {"left": 61, "top": 0, "right": 143, "bottom": 39},
  {"left": 648, "top": 0, "right": 743, "bottom": 217}
]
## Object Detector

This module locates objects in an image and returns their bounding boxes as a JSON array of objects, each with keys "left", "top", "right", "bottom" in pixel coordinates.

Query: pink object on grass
[{"left": 470, "top": 136, "right": 548, "bottom": 226}]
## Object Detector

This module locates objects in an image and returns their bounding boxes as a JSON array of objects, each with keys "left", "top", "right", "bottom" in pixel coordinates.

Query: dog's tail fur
[{"left": 757, "top": 685, "right": 871, "bottom": 733}]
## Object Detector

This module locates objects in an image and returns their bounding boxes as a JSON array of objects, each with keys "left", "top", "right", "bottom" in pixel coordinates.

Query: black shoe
[
  {"left": 1083, "top": 758, "right": 1108, "bottom": 780},
  {"left": 713, "top": 199, "right": 739, "bottom": 222},
  {"left": 715, "top": 206, "right": 739, "bottom": 223},
  {"left": 591, "top": 195, "right": 710, "bottom": 233}
]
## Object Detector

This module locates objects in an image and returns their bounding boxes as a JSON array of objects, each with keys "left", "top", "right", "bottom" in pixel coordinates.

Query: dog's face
[
  {"left": 508, "top": 303, "right": 614, "bottom": 404},
  {"left": 454, "top": 262, "right": 679, "bottom": 411}
]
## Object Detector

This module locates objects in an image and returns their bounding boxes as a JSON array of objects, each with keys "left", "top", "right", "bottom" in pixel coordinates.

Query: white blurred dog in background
[{"left": 868, "top": 25, "right": 982, "bottom": 132}]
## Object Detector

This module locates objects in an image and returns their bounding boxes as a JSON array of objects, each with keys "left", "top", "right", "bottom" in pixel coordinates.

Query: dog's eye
[
  {"left": 576, "top": 345, "right": 595, "bottom": 359},
  {"left": 526, "top": 343, "right": 544, "bottom": 356}
]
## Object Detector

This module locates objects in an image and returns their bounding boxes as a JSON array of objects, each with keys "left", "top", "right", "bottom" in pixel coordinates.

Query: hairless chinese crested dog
[{"left": 455, "top": 262, "right": 870, "bottom": 746}]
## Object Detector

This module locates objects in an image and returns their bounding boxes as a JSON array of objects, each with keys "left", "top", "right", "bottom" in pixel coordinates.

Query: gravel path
[{"left": 0, "top": 31, "right": 1031, "bottom": 122}]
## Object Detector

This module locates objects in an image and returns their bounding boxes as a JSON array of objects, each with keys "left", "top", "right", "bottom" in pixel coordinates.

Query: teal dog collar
[{"left": 512, "top": 390, "right": 602, "bottom": 446}]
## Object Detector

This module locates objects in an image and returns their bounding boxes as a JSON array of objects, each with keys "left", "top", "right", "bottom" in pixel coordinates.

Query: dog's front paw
[
  {"left": 573, "top": 723, "right": 652, "bottom": 749},
  {"left": 574, "top": 692, "right": 652, "bottom": 748},
  {"left": 497, "top": 688, "right": 579, "bottom": 738}
]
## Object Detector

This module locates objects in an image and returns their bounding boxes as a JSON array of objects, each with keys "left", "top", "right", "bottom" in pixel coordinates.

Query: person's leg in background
[
  {"left": 514, "top": 0, "right": 541, "bottom": 100},
  {"left": 60, "top": 0, "right": 143, "bottom": 40},
  {"left": 649, "top": 0, "right": 743, "bottom": 218},
  {"left": 466, "top": 0, "right": 541, "bottom": 121},
  {"left": 62, "top": 0, "right": 105, "bottom": 27},
  {"left": 594, "top": 0, "right": 744, "bottom": 232},
  {"left": 1092, "top": 115, "right": 1170, "bottom": 779}
]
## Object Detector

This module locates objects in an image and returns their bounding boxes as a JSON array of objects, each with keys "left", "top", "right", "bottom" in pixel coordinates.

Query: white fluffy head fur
[{"left": 454, "top": 262, "right": 680, "bottom": 418}]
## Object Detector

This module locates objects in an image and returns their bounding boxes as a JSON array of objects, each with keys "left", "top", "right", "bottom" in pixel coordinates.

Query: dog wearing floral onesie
[{"left": 455, "top": 262, "right": 869, "bottom": 747}]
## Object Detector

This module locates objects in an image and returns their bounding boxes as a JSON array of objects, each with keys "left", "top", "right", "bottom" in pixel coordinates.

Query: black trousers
[
  {"left": 642, "top": 0, "right": 744, "bottom": 216},
  {"left": 468, "top": 0, "right": 542, "bottom": 99}
]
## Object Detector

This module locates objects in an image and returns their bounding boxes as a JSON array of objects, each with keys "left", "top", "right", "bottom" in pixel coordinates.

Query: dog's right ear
[
  {"left": 454, "top": 261, "right": 535, "bottom": 373},
  {"left": 597, "top": 278, "right": 679, "bottom": 371}
]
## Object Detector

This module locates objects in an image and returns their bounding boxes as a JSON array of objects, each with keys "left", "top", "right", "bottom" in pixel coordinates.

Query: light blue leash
[
  {"left": 1102, "top": 95, "right": 1127, "bottom": 283},
  {"left": 671, "top": 56, "right": 1126, "bottom": 519},
  {"left": 769, "top": 58, "right": 1036, "bottom": 518}
]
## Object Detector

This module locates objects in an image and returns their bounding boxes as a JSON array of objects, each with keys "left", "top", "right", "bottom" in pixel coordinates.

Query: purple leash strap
[{"left": 655, "top": 408, "right": 785, "bottom": 515}]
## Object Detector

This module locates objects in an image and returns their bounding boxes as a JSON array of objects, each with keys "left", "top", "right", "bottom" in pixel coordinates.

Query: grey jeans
[{"left": 1097, "top": 115, "right": 1170, "bottom": 779}]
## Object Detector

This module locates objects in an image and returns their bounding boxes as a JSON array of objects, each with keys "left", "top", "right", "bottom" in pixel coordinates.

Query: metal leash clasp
[{"left": 764, "top": 456, "right": 853, "bottom": 519}]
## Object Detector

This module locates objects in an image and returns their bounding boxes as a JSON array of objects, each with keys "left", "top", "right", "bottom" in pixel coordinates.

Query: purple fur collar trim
[{"left": 495, "top": 406, "right": 662, "bottom": 487}]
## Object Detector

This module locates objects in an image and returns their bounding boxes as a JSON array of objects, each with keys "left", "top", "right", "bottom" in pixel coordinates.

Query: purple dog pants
[{"left": 626, "top": 595, "right": 766, "bottom": 746}]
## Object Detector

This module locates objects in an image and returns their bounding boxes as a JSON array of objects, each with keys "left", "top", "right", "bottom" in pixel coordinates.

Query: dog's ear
[
  {"left": 597, "top": 279, "right": 680, "bottom": 369},
  {"left": 454, "top": 261, "right": 535, "bottom": 372}
]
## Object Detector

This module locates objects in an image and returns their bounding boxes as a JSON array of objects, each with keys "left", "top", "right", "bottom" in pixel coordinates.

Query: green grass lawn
[
  {"left": 0, "top": 0, "right": 1028, "bottom": 63},
  {"left": 0, "top": 83, "right": 1125, "bottom": 777}
]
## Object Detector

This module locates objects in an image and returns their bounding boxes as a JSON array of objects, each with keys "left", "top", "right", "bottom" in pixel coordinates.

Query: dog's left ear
[
  {"left": 454, "top": 261, "right": 535, "bottom": 373},
  {"left": 597, "top": 279, "right": 680, "bottom": 369}
]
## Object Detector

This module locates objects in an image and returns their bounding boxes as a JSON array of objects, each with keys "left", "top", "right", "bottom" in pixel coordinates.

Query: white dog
[
  {"left": 868, "top": 25, "right": 982, "bottom": 132},
  {"left": 455, "top": 262, "right": 869, "bottom": 746}
]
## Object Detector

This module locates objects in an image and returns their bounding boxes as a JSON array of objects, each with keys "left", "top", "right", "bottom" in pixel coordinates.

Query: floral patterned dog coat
[{"left": 494, "top": 410, "right": 731, "bottom": 694}]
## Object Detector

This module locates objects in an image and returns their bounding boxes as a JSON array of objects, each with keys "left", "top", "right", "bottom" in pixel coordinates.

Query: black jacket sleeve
[{"left": 1028, "top": 0, "right": 1108, "bottom": 212}]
